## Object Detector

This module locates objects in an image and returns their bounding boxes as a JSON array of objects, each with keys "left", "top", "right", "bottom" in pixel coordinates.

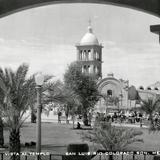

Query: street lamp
[{"left": 35, "top": 73, "right": 44, "bottom": 158}]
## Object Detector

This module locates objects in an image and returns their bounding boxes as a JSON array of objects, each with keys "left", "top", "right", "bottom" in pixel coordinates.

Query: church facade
[{"left": 76, "top": 25, "right": 160, "bottom": 113}]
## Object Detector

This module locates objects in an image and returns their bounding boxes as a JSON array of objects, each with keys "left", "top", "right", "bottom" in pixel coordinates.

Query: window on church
[
  {"left": 88, "top": 50, "right": 91, "bottom": 60},
  {"left": 88, "top": 65, "right": 90, "bottom": 73},
  {"left": 84, "top": 65, "right": 87, "bottom": 74},
  {"left": 86, "top": 52, "right": 89, "bottom": 61},
  {"left": 107, "top": 90, "right": 112, "bottom": 97},
  {"left": 139, "top": 86, "right": 144, "bottom": 90}
]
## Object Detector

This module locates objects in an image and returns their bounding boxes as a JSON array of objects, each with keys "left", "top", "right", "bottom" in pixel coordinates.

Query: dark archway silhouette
[
  {"left": 0, "top": 0, "right": 160, "bottom": 18},
  {"left": 0, "top": 0, "right": 159, "bottom": 39}
]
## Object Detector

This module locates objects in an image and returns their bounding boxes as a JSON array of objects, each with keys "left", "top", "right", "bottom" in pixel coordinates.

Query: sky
[{"left": 0, "top": 3, "right": 160, "bottom": 87}]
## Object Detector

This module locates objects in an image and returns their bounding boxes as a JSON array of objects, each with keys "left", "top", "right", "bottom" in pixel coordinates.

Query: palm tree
[
  {"left": 62, "top": 87, "right": 81, "bottom": 127},
  {"left": 29, "top": 74, "right": 55, "bottom": 123},
  {"left": 81, "top": 121, "right": 143, "bottom": 160},
  {"left": 0, "top": 63, "right": 36, "bottom": 160},
  {"left": 43, "top": 82, "right": 81, "bottom": 127},
  {"left": 42, "top": 80, "right": 66, "bottom": 103},
  {"left": 0, "top": 117, "right": 4, "bottom": 147},
  {"left": 0, "top": 89, "right": 4, "bottom": 147},
  {"left": 140, "top": 98, "right": 160, "bottom": 130}
]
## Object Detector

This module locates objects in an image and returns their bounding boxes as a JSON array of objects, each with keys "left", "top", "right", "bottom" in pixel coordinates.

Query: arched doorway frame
[
  {"left": 0, "top": 0, "right": 159, "bottom": 18},
  {"left": 0, "top": 0, "right": 159, "bottom": 41}
]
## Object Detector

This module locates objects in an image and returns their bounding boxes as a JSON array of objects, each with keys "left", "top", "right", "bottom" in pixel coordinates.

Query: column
[
  {"left": 96, "top": 52, "right": 99, "bottom": 60},
  {"left": 77, "top": 49, "right": 80, "bottom": 61},
  {"left": 95, "top": 66, "right": 98, "bottom": 73},
  {"left": 83, "top": 50, "right": 86, "bottom": 61},
  {"left": 90, "top": 64, "right": 94, "bottom": 74},
  {"left": 82, "top": 66, "right": 84, "bottom": 73},
  {"left": 91, "top": 48, "right": 94, "bottom": 60},
  {"left": 99, "top": 49, "right": 102, "bottom": 61},
  {"left": 80, "top": 51, "right": 82, "bottom": 61},
  {"left": 93, "top": 65, "right": 96, "bottom": 74},
  {"left": 86, "top": 51, "right": 89, "bottom": 60},
  {"left": 88, "top": 50, "right": 91, "bottom": 60}
]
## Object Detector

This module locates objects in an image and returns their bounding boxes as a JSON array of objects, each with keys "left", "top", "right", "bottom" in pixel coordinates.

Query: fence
[
  {"left": 0, "top": 152, "right": 159, "bottom": 160},
  {"left": 0, "top": 153, "right": 62, "bottom": 160},
  {"left": 93, "top": 151, "right": 158, "bottom": 160},
  {"left": 94, "top": 153, "right": 155, "bottom": 160}
]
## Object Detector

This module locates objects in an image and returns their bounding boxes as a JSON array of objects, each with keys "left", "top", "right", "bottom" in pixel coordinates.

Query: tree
[
  {"left": 128, "top": 86, "right": 140, "bottom": 107},
  {"left": 43, "top": 80, "right": 81, "bottom": 127},
  {"left": 0, "top": 64, "right": 37, "bottom": 160},
  {"left": 29, "top": 75, "right": 58, "bottom": 123},
  {"left": 101, "top": 94, "right": 120, "bottom": 112},
  {"left": 140, "top": 98, "right": 160, "bottom": 130},
  {"left": 0, "top": 88, "right": 4, "bottom": 147},
  {"left": 81, "top": 121, "right": 143, "bottom": 160},
  {"left": 63, "top": 87, "right": 81, "bottom": 127},
  {"left": 64, "top": 62, "right": 100, "bottom": 125},
  {"left": 0, "top": 117, "right": 4, "bottom": 147}
]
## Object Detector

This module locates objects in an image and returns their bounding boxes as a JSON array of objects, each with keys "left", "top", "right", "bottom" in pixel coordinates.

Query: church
[{"left": 75, "top": 24, "right": 160, "bottom": 113}]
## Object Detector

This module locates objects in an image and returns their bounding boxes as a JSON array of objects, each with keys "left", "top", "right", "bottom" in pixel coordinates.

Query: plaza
[{"left": 1, "top": 121, "right": 160, "bottom": 153}]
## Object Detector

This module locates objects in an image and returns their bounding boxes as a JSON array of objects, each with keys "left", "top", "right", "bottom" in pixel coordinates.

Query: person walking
[{"left": 58, "top": 111, "right": 62, "bottom": 123}]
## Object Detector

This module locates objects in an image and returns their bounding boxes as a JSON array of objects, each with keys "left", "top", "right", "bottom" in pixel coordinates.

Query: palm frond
[{"left": 81, "top": 122, "right": 143, "bottom": 151}]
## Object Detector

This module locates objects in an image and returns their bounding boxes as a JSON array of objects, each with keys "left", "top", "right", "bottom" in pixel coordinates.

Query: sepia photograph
[{"left": 0, "top": 0, "right": 160, "bottom": 160}]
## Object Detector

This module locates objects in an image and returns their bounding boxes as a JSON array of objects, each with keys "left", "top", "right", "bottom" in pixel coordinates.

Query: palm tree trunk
[
  {"left": 65, "top": 107, "right": 69, "bottom": 124},
  {"left": 31, "top": 109, "right": 36, "bottom": 123},
  {"left": 9, "top": 129, "right": 20, "bottom": 160},
  {"left": 72, "top": 115, "right": 75, "bottom": 129},
  {"left": 83, "top": 112, "right": 88, "bottom": 126},
  {"left": 149, "top": 114, "right": 154, "bottom": 129},
  {"left": 0, "top": 117, "right": 4, "bottom": 147},
  {"left": 66, "top": 115, "right": 69, "bottom": 124}
]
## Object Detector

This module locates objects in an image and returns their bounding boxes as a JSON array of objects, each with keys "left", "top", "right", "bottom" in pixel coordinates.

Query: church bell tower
[{"left": 75, "top": 24, "right": 103, "bottom": 79}]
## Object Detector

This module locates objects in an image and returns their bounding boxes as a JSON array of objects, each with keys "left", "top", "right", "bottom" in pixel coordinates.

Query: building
[
  {"left": 76, "top": 25, "right": 160, "bottom": 113},
  {"left": 138, "top": 82, "right": 160, "bottom": 101},
  {"left": 97, "top": 73, "right": 130, "bottom": 112},
  {"left": 75, "top": 25, "right": 103, "bottom": 79}
]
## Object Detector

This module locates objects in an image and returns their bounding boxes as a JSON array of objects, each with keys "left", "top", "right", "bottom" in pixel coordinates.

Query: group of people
[
  {"left": 57, "top": 108, "right": 160, "bottom": 129},
  {"left": 95, "top": 110, "right": 160, "bottom": 128},
  {"left": 95, "top": 111, "right": 144, "bottom": 126}
]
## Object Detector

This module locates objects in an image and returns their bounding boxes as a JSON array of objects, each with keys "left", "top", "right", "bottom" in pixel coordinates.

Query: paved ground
[
  {"left": 2, "top": 111, "right": 160, "bottom": 154},
  {"left": 2, "top": 120, "right": 160, "bottom": 154},
  {"left": 112, "top": 122, "right": 148, "bottom": 128}
]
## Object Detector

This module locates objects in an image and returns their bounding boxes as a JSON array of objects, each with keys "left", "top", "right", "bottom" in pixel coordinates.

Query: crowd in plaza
[
  {"left": 94, "top": 110, "right": 160, "bottom": 128},
  {"left": 56, "top": 106, "right": 160, "bottom": 129}
]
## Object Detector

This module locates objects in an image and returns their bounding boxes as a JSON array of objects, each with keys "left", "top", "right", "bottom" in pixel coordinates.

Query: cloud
[
  {"left": 103, "top": 40, "right": 116, "bottom": 48},
  {"left": 0, "top": 37, "right": 160, "bottom": 87},
  {"left": 0, "top": 38, "right": 76, "bottom": 81},
  {"left": 101, "top": 41, "right": 160, "bottom": 86},
  {"left": 0, "top": 38, "right": 5, "bottom": 44}
]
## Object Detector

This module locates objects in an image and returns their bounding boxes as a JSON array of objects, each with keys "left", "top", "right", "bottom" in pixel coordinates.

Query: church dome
[{"left": 80, "top": 26, "right": 99, "bottom": 45}]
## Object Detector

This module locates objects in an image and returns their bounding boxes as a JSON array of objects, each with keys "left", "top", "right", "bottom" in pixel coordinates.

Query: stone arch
[
  {"left": 0, "top": 0, "right": 160, "bottom": 18},
  {"left": 98, "top": 79, "right": 123, "bottom": 98}
]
